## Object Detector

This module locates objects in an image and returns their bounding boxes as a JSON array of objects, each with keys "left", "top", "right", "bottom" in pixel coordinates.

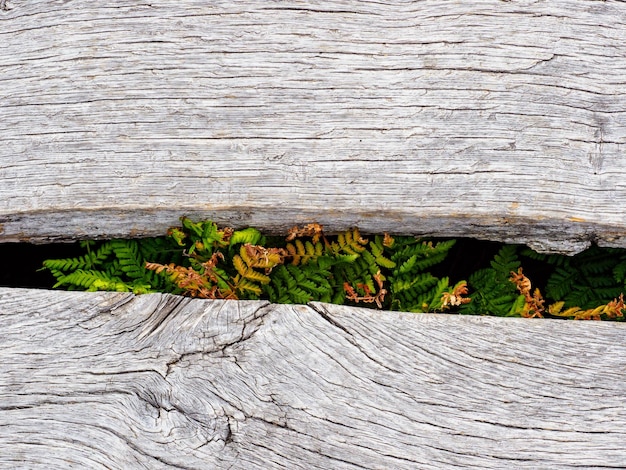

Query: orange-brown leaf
[{"left": 286, "top": 223, "right": 325, "bottom": 244}]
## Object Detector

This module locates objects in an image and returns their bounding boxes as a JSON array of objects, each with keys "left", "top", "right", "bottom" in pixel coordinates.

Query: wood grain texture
[
  {"left": 2, "top": 1, "right": 626, "bottom": 253},
  {"left": 1, "top": 287, "right": 626, "bottom": 468}
]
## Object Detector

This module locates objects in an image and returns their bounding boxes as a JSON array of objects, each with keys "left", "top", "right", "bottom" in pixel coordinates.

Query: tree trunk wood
[
  {"left": 2, "top": 1, "right": 626, "bottom": 253},
  {"left": 2, "top": 287, "right": 625, "bottom": 469}
]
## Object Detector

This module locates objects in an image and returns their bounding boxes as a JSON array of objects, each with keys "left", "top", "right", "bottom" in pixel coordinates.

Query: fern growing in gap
[
  {"left": 267, "top": 225, "right": 378, "bottom": 305},
  {"left": 521, "top": 246, "right": 625, "bottom": 309},
  {"left": 42, "top": 218, "right": 467, "bottom": 311},
  {"left": 266, "top": 225, "right": 464, "bottom": 310},
  {"left": 267, "top": 229, "right": 335, "bottom": 304},
  {"left": 41, "top": 217, "right": 626, "bottom": 321},
  {"left": 145, "top": 218, "right": 286, "bottom": 300},
  {"left": 387, "top": 237, "right": 464, "bottom": 312},
  {"left": 42, "top": 237, "right": 182, "bottom": 294},
  {"left": 460, "top": 245, "right": 526, "bottom": 317}
]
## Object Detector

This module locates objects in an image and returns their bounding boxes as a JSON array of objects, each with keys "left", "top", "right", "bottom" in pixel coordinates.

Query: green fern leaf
[
  {"left": 229, "top": 227, "right": 263, "bottom": 247},
  {"left": 42, "top": 241, "right": 114, "bottom": 272},
  {"left": 370, "top": 237, "right": 396, "bottom": 269},
  {"left": 110, "top": 240, "right": 145, "bottom": 280},
  {"left": 461, "top": 245, "right": 521, "bottom": 316},
  {"left": 419, "top": 276, "right": 451, "bottom": 312},
  {"left": 490, "top": 244, "right": 520, "bottom": 276},
  {"left": 53, "top": 269, "right": 137, "bottom": 293}
]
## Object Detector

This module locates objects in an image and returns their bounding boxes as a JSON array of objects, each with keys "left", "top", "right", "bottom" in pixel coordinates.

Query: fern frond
[
  {"left": 145, "top": 262, "right": 218, "bottom": 298},
  {"left": 612, "top": 257, "right": 626, "bottom": 284},
  {"left": 173, "top": 217, "right": 233, "bottom": 259},
  {"left": 229, "top": 227, "right": 264, "bottom": 247},
  {"left": 549, "top": 294, "right": 626, "bottom": 321},
  {"left": 441, "top": 281, "right": 471, "bottom": 310},
  {"left": 232, "top": 254, "right": 247, "bottom": 278},
  {"left": 370, "top": 236, "right": 396, "bottom": 269},
  {"left": 110, "top": 240, "right": 146, "bottom": 280},
  {"left": 386, "top": 237, "right": 456, "bottom": 312},
  {"left": 267, "top": 264, "right": 333, "bottom": 304},
  {"left": 389, "top": 273, "right": 439, "bottom": 312},
  {"left": 286, "top": 223, "right": 325, "bottom": 244},
  {"left": 420, "top": 276, "right": 451, "bottom": 312},
  {"left": 390, "top": 238, "right": 456, "bottom": 273},
  {"left": 343, "top": 269, "right": 387, "bottom": 308},
  {"left": 239, "top": 244, "right": 286, "bottom": 271},
  {"left": 42, "top": 241, "right": 114, "bottom": 272},
  {"left": 240, "top": 265, "right": 271, "bottom": 284},
  {"left": 544, "top": 246, "right": 623, "bottom": 309},
  {"left": 316, "top": 254, "right": 359, "bottom": 271},
  {"left": 286, "top": 239, "right": 324, "bottom": 266},
  {"left": 509, "top": 268, "right": 545, "bottom": 318},
  {"left": 333, "top": 253, "right": 385, "bottom": 306},
  {"left": 330, "top": 228, "right": 368, "bottom": 256},
  {"left": 53, "top": 269, "right": 145, "bottom": 293},
  {"left": 520, "top": 245, "right": 624, "bottom": 311},
  {"left": 266, "top": 268, "right": 313, "bottom": 304},
  {"left": 461, "top": 245, "right": 522, "bottom": 316},
  {"left": 229, "top": 276, "right": 263, "bottom": 298},
  {"left": 490, "top": 244, "right": 520, "bottom": 277},
  {"left": 545, "top": 267, "right": 576, "bottom": 302}
]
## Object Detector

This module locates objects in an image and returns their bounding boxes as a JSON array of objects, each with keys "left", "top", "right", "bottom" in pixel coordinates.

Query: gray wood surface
[
  {"left": 2, "top": 1, "right": 626, "bottom": 253},
  {"left": 1, "top": 287, "right": 626, "bottom": 469}
]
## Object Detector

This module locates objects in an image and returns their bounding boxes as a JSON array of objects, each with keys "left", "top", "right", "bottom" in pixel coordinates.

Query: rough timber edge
[
  {"left": 2, "top": 289, "right": 626, "bottom": 468},
  {"left": 1, "top": 206, "right": 625, "bottom": 255}
]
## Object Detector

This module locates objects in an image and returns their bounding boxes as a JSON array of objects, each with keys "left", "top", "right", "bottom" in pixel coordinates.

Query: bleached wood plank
[
  {"left": 2, "top": 1, "right": 626, "bottom": 253},
  {"left": 1, "top": 287, "right": 625, "bottom": 468}
]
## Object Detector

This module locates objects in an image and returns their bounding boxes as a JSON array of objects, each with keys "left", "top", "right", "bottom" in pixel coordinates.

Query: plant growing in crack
[{"left": 41, "top": 217, "right": 626, "bottom": 321}]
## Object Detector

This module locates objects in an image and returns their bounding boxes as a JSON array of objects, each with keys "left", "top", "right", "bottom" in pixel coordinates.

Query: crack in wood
[{"left": 308, "top": 302, "right": 404, "bottom": 375}]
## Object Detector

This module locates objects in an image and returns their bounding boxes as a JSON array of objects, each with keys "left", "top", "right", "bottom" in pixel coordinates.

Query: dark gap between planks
[{"left": 0, "top": 238, "right": 550, "bottom": 292}]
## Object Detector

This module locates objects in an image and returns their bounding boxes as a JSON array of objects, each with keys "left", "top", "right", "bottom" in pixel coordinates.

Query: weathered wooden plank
[
  {"left": 1, "top": 1, "right": 626, "bottom": 253},
  {"left": 1, "top": 287, "right": 625, "bottom": 468}
]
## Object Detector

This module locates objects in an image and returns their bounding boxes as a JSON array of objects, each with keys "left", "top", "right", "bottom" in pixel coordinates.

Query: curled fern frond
[
  {"left": 510, "top": 268, "right": 545, "bottom": 318},
  {"left": 286, "top": 223, "right": 325, "bottom": 244},
  {"left": 441, "top": 281, "right": 471, "bottom": 310},
  {"left": 145, "top": 252, "right": 230, "bottom": 299},
  {"left": 173, "top": 217, "right": 233, "bottom": 259},
  {"left": 239, "top": 244, "right": 286, "bottom": 272},
  {"left": 344, "top": 269, "right": 387, "bottom": 308}
]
